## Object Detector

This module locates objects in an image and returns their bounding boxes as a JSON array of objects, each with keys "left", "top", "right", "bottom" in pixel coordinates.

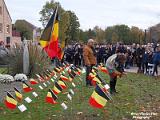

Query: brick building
[
  {"left": 0, "top": 0, "right": 12, "bottom": 46},
  {"left": 0, "top": 0, "right": 41, "bottom": 47}
]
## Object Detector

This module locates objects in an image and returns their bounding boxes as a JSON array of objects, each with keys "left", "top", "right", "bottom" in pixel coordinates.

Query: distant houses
[
  {"left": 14, "top": 19, "right": 41, "bottom": 42},
  {"left": 149, "top": 24, "right": 160, "bottom": 43}
]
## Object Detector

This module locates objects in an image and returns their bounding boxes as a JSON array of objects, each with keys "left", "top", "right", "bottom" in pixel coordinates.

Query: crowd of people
[
  {"left": 1, "top": 39, "right": 160, "bottom": 76},
  {"left": 63, "top": 41, "right": 160, "bottom": 76}
]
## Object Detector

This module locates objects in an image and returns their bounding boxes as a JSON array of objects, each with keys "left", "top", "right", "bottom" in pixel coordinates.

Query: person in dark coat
[
  {"left": 142, "top": 48, "right": 149, "bottom": 74},
  {"left": 64, "top": 45, "right": 74, "bottom": 64},
  {"left": 136, "top": 44, "right": 145, "bottom": 73},
  {"left": 98, "top": 45, "right": 107, "bottom": 64},
  {"left": 152, "top": 46, "right": 160, "bottom": 76},
  {"left": 74, "top": 44, "right": 83, "bottom": 66},
  {"left": 95, "top": 44, "right": 100, "bottom": 64}
]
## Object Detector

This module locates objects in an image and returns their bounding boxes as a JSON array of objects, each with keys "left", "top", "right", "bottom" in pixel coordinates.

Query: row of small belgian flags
[
  {"left": 3, "top": 62, "right": 83, "bottom": 112},
  {"left": 3, "top": 62, "right": 119, "bottom": 112}
]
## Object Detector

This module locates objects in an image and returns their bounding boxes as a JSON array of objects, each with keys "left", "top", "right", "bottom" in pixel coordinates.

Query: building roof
[{"left": 3, "top": 0, "right": 12, "bottom": 21}]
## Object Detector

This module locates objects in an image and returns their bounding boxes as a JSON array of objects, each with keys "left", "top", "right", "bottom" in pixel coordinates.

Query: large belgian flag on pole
[{"left": 40, "top": 6, "right": 59, "bottom": 59}]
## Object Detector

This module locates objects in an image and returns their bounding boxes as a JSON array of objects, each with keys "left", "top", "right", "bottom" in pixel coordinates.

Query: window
[
  {"left": 6, "top": 25, "right": 10, "bottom": 33},
  {"left": 0, "top": 6, "right": 2, "bottom": 15},
  {"left": 6, "top": 37, "right": 10, "bottom": 44},
  {"left": 0, "top": 23, "right": 2, "bottom": 32}
]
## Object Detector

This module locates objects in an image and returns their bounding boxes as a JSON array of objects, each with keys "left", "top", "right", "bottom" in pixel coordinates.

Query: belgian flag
[
  {"left": 88, "top": 72, "right": 104, "bottom": 86},
  {"left": 68, "top": 69, "right": 71, "bottom": 74},
  {"left": 29, "top": 78, "right": 38, "bottom": 85},
  {"left": 38, "top": 73, "right": 45, "bottom": 82},
  {"left": 92, "top": 66, "right": 98, "bottom": 73},
  {"left": 100, "top": 66, "right": 108, "bottom": 74},
  {"left": 52, "top": 82, "right": 63, "bottom": 95},
  {"left": 91, "top": 77, "right": 102, "bottom": 86},
  {"left": 76, "top": 68, "right": 81, "bottom": 75},
  {"left": 4, "top": 92, "right": 18, "bottom": 109},
  {"left": 54, "top": 67, "right": 61, "bottom": 73},
  {"left": 89, "top": 84, "right": 110, "bottom": 108},
  {"left": 43, "top": 71, "right": 50, "bottom": 80},
  {"left": 68, "top": 72, "right": 74, "bottom": 79},
  {"left": 51, "top": 70, "right": 56, "bottom": 76},
  {"left": 72, "top": 68, "right": 79, "bottom": 75},
  {"left": 91, "top": 69, "right": 97, "bottom": 75},
  {"left": 14, "top": 87, "right": 22, "bottom": 101},
  {"left": 46, "top": 69, "right": 52, "bottom": 75},
  {"left": 57, "top": 80, "right": 67, "bottom": 89},
  {"left": 23, "top": 82, "right": 33, "bottom": 93},
  {"left": 64, "top": 62, "right": 70, "bottom": 67},
  {"left": 68, "top": 69, "right": 76, "bottom": 78},
  {"left": 45, "top": 89, "right": 58, "bottom": 104},
  {"left": 72, "top": 67, "right": 80, "bottom": 75},
  {"left": 40, "top": 6, "right": 59, "bottom": 59},
  {"left": 68, "top": 76, "right": 73, "bottom": 82},
  {"left": 60, "top": 75, "right": 69, "bottom": 81},
  {"left": 88, "top": 72, "right": 96, "bottom": 81},
  {"left": 59, "top": 66, "right": 64, "bottom": 71}
]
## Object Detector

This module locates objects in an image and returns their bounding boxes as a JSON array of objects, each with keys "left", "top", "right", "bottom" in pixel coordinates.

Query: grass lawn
[
  {"left": 0, "top": 67, "right": 8, "bottom": 74},
  {"left": 0, "top": 72, "right": 159, "bottom": 120}
]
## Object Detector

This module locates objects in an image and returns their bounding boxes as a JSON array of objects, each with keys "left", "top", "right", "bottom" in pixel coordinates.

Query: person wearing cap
[{"left": 83, "top": 39, "right": 97, "bottom": 86}]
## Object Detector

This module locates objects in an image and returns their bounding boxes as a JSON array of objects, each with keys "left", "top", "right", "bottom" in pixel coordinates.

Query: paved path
[
  {"left": 125, "top": 66, "right": 160, "bottom": 76},
  {"left": 124, "top": 67, "right": 138, "bottom": 73}
]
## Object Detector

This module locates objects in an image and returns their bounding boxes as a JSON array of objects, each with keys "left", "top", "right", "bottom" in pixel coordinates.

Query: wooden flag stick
[{"left": 102, "top": 108, "right": 109, "bottom": 119}]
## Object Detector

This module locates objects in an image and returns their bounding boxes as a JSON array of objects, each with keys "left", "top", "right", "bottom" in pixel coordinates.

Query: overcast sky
[{"left": 5, "top": 0, "right": 160, "bottom": 30}]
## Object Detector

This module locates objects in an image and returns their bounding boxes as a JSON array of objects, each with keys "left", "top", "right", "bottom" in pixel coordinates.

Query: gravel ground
[{"left": 0, "top": 82, "right": 22, "bottom": 102}]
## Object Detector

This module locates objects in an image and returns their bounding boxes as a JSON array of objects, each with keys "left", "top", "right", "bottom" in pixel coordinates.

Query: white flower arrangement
[
  {"left": 14, "top": 73, "right": 28, "bottom": 82},
  {"left": 0, "top": 74, "right": 14, "bottom": 83}
]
